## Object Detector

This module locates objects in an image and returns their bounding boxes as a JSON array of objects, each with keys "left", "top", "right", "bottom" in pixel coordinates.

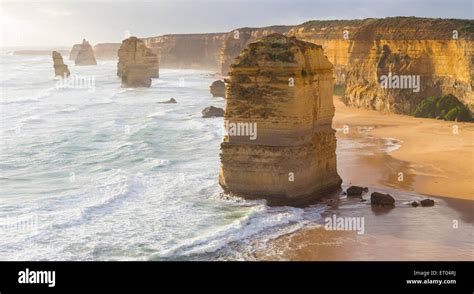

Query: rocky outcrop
[
  {"left": 219, "top": 26, "right": 292, "bottom": 75},
  {"left": 210, "top": 80, "right": 226, "bottom": 97},
  {"left": 202, "top": 106, "right": 224, "bottom": 117},
  {"left": 346, "top": 186, "right": 368, "bottom": 197},
  {"left": 420, "top": 199, "right": 435, "bottom": 207},
  {"left": 94, "top": 43, "right": 121, "bottom": 59},
  {"left": 158, "top": 97, "right": 177, "bottom": 104},
  {"left": 74, "top": 39, "right": 97, "bottom": 66},
  {"left": 288, "top": 17, "right": 474, "bottom": 113},
  {"left": 219, "top": 34, "right": 341, "bottom": 206},
  {"left": 371, "top": 192, "right": 395, "bottom": 206},
  {"left": 144, "top": 33, "right": 226, "bottom": 71},
  {"left": 52, "top": 51, "right": 70, "bottom": 77},
  {"left": 117, "top": 37, "right": 159, "bottom": 88}
]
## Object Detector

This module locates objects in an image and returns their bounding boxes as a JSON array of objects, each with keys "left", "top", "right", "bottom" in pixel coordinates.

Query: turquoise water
[{"left": 0, "top": 55, "right": 327, "bottom": 260}]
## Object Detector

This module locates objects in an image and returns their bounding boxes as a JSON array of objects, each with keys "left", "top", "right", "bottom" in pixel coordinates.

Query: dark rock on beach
[
  {"left": 346, "top": 185, "right": 368, "bottom": 197},
  {"left": 420, "top": 199, "right": 435, "bottom": 207},
  {"left": 371, "top": 192, "right": 395, "bottom": 207}
]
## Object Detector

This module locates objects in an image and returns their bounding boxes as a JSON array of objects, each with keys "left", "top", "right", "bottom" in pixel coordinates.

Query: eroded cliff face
[
  {"left": 117, "top": 37, "right": 159, "bottom": 87},
  {"left": 219, "top": 34, "right": 341, "bottom": 206},
  {"left": 288, "top": 18, "right": 474, "bottom": 113},
  {"left": 219, "top": 26, "right": 292, "bottom": 75},
  {"left": 144, "top": 33, "right": 226, "bottom": 71},
  {"left": 94, "top": 43, "right": 121, "bottom": 60}
]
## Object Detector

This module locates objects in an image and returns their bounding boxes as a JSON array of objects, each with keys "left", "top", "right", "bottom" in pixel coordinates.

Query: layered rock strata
[
  {"left": 219, "top": 34, "right": 342, "bottom": 206},
  {"left": 288, "top": 17, "right": 474, "bottom": 113},
  {"left": 74, "top": 39, "right": 97, "bottom": 66},
  {"left": 52, "top": 51, "right": 70, "bottom": 77},
  {"left": 117, "top": 37, "right": 159, "bottom": 87}
]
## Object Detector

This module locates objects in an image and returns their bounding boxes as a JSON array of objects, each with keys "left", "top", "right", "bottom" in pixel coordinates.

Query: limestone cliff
[
  {"left": 144, "top": 33, "right": 226, "bottom": 71},
  {"left": 94, "top": 43, "right": 121, "bottom": 59},
  {"left": 288, "top": 17, "right": 474, "bottom": 113},
  {"left": 74, "top": 39, "right": 97, "bottom": 66},
  {"left": 219, "top": 26, "right": 292, "bottom": 75},
  {"left": 219, "top": 34, "right": 341, "bottom": 206},
  {"left": 52, "top": 51, "right": 70, "bottom": 77},
  {"left": 117, "top": 37, "right": 159, "bottom": 87}
]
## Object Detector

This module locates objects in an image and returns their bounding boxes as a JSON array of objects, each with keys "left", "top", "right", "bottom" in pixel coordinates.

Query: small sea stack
[
  {"left": 117, "top": 37, "right": 160, "bottom": 87},
  {"left": 74, "top": 39, "right": 97, "bottom": 66},
  {"left": 210, "top": 80, "right": 226, "bottom": 97},
  {"left": 219, "top": 34, "right": 342, "bottom": 206},
  {"left": 202, "top": 106, "right": 224, "bottom": 117},
  {"left": 52, "top": 51, "right": 70, "bottom": 77}
]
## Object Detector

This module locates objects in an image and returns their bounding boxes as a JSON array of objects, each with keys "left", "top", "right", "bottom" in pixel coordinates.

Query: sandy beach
[
  {"left": 333, "top": 96, "right": 474, "bottom": 200},
  {"left": 257, "top": 96, "right": 474, "bottom": 261}
]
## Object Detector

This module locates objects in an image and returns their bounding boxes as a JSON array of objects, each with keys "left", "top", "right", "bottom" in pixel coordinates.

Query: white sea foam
[
  {"left": 381, "top": 137, "right": 403, "bottom": 153},
  {"left": 0, "top": 57, "right": 328, "bottom": 261}
]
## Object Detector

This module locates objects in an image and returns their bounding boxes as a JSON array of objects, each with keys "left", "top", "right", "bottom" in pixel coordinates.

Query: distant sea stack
[
  {"left": 144, "top": 33, "right": 225, "bottom": 71},
  {"left": 74, "top": 39, "right": 97, "bottom": 66},
  {"left": 219, "top": 34, "right": 342, "bottom": 206},
  {"left": 52, "top": 51, "right": 70, "bottom": 77},
  {"left": 94, "top": 43, "right": 121, "bottom": 59},
  {"left": 69, "top": 43, "right": 81, "bottom": 60},
  {"left": 210, "top": 80, "right": 226, "bottom": 97},
  {"left": 117, "top": 37, "right": 159, "bottom": 87}
]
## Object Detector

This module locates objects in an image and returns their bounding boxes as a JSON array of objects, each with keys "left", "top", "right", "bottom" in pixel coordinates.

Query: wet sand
[{"left": 257, "top": 97, "right": 474, "bottom": 261}]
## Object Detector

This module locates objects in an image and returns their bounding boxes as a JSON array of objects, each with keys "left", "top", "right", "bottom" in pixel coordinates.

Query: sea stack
[
  {"left": 219, "top": 34, "right": 341, "bottom": 206},
  {"left": 74, "top": 39, "right": 97, "bottom": 65},
  {"left": 69, "top": 43, "right": 81, "bottom": 60},
  {"left": 52, "top": 51, "right": 70, "bottom": 77},
  {"left": 210, "top": 80, "right": 226, "bottom": 97},
  {"left": 117, "top": 37, "right": 159, "bottom": 87}
]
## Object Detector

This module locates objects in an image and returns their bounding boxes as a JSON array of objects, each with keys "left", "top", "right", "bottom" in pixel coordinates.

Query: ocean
[
  {"left": 2, "top": 55, "right": 471, "bottom": 261},
  {"left": 0, "top": 55, "right": 330, "bottom": 260}
]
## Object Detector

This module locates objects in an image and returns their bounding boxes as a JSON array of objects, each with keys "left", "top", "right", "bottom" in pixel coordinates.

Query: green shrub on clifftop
[{"left": 411, "top": 94, "right": 472, "bottom": 122}]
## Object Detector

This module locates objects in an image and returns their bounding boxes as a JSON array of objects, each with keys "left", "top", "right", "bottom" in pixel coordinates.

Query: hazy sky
[{"left": 1, "top": 0, "right": 472, "bottom": 47}]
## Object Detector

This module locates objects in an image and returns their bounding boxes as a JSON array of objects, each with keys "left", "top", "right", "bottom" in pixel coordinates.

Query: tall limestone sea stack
[
  {"left": 219, "top": 34, "right": 342, "bottom": 206},
  {"left": 75, "top": 39, "right": 97, "bottom": 65},
  {"left": 52, "top": 51, "right": 70, "bottom": 77},
  {"left": 117, "top": 37, "right": 160, "bottom": 87}
]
